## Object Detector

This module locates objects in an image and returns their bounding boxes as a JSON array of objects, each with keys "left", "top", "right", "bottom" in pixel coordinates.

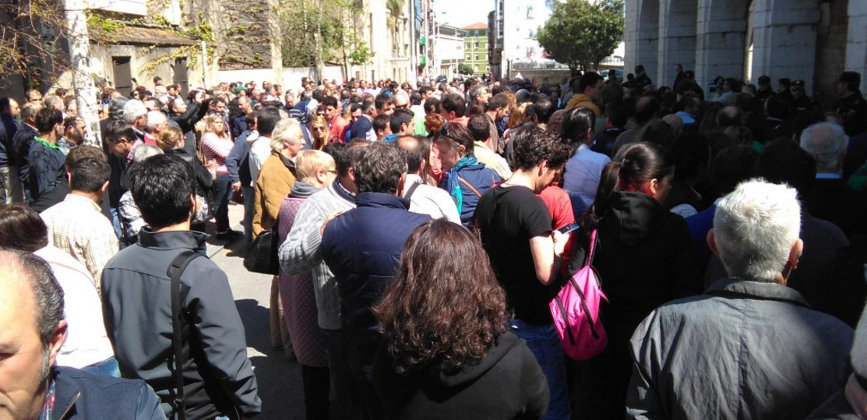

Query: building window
[
  {"left": 475, "top": 54, "right": 479, "bottom": 61},
  {"left": 475, "top": 41, "right": 479, "bottom": 48}
]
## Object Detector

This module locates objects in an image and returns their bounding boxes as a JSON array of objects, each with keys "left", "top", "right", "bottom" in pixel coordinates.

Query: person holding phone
[{"left": 475, "top": 126, "right": 573, "bottom": 420}]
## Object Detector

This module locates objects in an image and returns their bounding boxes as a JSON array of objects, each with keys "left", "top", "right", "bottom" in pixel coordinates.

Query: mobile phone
[{"left": 556, "top": 223, "right": 580, "bottom": 234}]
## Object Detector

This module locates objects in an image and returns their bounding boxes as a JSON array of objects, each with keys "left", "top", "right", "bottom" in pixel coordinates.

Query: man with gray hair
[
  {"left": 800, "top": 121, "right": 867, "bottom": 240},
  {"left": 627, "top": 179, "right": 853, "bottom": 419},
  {"left": 145, "top": 110, "right": 168, "bottom": 139},
  {"left": 0, "top": 249, "right": 164, "bottom": 419},
  {"left": 122, "top": 99, "right": 150, "bottom": 144}
]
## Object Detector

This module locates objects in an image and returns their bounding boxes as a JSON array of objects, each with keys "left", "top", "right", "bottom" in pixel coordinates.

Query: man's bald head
[
  {"left": 396, "top": 135, "right": 428, "bottom": 174},
  {"left": 393, "top": 90, "right": 410, "bottom": 109},
  {"left": 0, "top": 251, "right": 64, "bottom": 349},
  {"left": 0, "top": 250, "right": 67, "bottom": 420}
]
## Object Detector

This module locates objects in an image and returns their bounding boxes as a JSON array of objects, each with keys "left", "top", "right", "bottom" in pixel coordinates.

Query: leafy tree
[
  {"left": 536, "top": 0, "right": 624, "bottom": 75},
  {"left": 458, "top": 63, "right": 474, "bottom": 75},
  {"left": 279, "top": 0, "right": 373, "bottom": 80}
]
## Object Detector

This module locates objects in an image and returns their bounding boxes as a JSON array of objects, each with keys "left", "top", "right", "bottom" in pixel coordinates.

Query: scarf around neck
[{"left": 446, "top": 155, "right": 478, "bottom": 214}]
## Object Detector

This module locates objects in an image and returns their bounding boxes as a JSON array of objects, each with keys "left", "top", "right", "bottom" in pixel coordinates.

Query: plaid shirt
[{"left": 41, "top": 194, "right": 119, "bottom": 290}]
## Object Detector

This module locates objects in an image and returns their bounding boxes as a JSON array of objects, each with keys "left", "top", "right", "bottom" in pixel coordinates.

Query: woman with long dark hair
[
  {"left": 373, "top": 219, "right": 549, "bottom": 420},
  {"left": 569, "top": 141, "right": 704, "bottom": 419}
]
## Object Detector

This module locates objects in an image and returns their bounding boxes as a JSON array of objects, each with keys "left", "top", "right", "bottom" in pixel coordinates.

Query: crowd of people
[{"left": 1, "top": 63, "right": 867, "bottom": 420}]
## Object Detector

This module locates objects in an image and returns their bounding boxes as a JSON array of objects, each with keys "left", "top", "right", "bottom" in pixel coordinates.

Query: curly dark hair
[
  {"left": 512, "top": 124, "right": 571, "bottom": 171},
  {"left": 374, "top": 219, "right": 508, "bottom": 374}
]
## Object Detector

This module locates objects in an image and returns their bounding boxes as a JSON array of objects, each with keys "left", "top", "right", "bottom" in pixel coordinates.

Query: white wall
[{"left": 216, "top": 67, "right": 344, "bottom": 90}]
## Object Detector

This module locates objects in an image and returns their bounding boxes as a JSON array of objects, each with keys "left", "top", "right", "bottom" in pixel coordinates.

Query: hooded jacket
[
  {"left": 570, "top": 191, "right": 704, "bottom": 340},
  {"left": 565, "top": 93, "right": 601, "bottom": 116},
  {"left": 372, "top": 332, "right": 550, "bottom": 420}
]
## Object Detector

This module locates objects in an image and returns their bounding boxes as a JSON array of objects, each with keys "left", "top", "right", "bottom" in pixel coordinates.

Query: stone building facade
[{"left": 625, "top": 0, "right": 867, "bottom": 106}]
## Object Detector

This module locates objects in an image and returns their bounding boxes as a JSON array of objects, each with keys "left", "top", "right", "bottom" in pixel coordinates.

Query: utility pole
[{"left": 64, "top": 0, "right": 102, "bottom": 147}]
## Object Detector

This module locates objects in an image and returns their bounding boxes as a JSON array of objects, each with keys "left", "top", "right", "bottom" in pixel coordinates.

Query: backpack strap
[
  {"left": 404, "top": 181, "right": 422, "bottom": 201},
  {"left": 166, "top": 250, "right": 203, "bottom": 420},
  {"left": 457, "top": 176, "right": 482, "bottom": 198}
]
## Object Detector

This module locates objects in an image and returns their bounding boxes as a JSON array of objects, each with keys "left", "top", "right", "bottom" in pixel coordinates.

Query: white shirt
[
  {"left": 474, "top": 141, "right": 512, "bottom": 180},
  {"left": 248, "top": 135, "right": 272, "bottom": 187},
  {"left": 563, "top": 144, "right": 611, "bottom": 208},
  {"left": 403, "top": 174, "right": 461, "bottom": 224},
  {"left": 35, "top": 246, "right": 114, "bottom": 369}
]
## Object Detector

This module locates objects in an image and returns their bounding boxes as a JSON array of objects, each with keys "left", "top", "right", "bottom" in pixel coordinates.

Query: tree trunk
[{"left": 64, "top": 0, "right": 101, "bottom": 147}]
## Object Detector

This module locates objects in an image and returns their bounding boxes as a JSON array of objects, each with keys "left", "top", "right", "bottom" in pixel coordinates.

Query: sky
[{"left": 435, "top": 0, "right": 494, "bottom": 28}]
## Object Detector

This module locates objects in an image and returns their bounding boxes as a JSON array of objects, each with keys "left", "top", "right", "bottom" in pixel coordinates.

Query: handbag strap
[
  {"left": 166, "top": 250, "right": 203, "bottom": 420},
  {"left": 585, "top": 229, "right": 598, "bottom": 266},
  {"left": 458, "top": 176, "right": 483, "bottom": 198}
]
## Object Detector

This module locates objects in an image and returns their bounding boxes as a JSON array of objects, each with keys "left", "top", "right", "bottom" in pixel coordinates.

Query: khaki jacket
[{"left": 253, "top": 152, "right": 295, "bottom": 237}]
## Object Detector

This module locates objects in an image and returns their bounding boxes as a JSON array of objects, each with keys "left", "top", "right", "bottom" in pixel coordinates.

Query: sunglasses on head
[{"left": 438, "top": 123, "right": 463, "bottom": 145}]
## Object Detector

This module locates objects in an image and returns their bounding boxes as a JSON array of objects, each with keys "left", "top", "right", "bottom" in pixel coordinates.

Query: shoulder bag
[
  {"left": 549, "top": 229, "right": 609, "bottom": 360},
  {"left": 243, "top": 217, "right": 280, "bottom": 275}
]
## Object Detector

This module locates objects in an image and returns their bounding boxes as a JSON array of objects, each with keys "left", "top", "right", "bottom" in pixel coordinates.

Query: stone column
[
  {"left": 657, "top": 0, "right": 697, "bottom": 87},
  {"left": 750, "top": 0, "right": 819, "bottom": 93},
  {"left": 636, "top": 0, "right": 660, "bottom": 82},
  {"left": 847, "top": 0, "right": 867, "bottom": 92},
  {"left": 624, "top": 0, "right": 640, "bottom": 74},
  {"left": 695, "top": 0, "right": 747, "bottom": 91}
]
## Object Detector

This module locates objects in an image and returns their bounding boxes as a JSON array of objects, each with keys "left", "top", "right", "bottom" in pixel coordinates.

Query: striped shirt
[{"left": 202, "top": 132, "right": 233, "bottom": 174}]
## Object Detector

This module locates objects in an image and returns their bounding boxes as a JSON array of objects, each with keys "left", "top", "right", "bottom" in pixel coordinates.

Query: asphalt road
[{"left": 205, "top": 201, "right": 304, "bottom": 419}]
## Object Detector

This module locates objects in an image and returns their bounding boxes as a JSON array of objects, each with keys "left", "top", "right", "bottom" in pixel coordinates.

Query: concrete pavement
[{"left": 205, "top": 201, "right": 304, "bottom": 419}]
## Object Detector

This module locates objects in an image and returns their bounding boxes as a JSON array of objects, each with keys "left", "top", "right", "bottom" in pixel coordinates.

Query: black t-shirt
[{"left": 476, "top": 185, "right": 555, "bottom": 325}]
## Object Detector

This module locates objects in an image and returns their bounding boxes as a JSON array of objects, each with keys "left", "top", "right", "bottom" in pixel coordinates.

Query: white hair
[
  {"left": 122, "top": 99, "right": 148, "bottom": 124},
  {"left": 270, "top": 118, "right": 302, "bottom": 152},
  {"left": 295, "top": 149, "right": 335, "bottom": 184},
  {"left": 800, "top": 122, "right": 849, "bottom": 173},
  {"left": 147, "top": 110, "right": 167, "bottom": 125},
  {"left": 713, "top": 179, "right": 801, "bottom": 282},
  {"left": 130, "top": 144, "right": 163, "bottom": 163}
]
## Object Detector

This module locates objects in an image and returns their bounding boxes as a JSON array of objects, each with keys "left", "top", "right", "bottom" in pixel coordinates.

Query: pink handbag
[{"left": 549, "top": 230, "right": 608, "bottom": 360}]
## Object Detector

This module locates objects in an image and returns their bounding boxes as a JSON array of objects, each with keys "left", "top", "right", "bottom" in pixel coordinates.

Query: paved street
[{"left": 204, "top": 201, "right": 304, "bottom": 419}]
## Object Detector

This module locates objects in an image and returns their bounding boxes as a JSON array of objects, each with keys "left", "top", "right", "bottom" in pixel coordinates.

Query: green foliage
[
  {"left": 536, "top": 0, "right": 624, "bottom": 74},
  {"left": 458, "top": 63, "right": 475, "bottom": 75},
  {"left": 86, "top": 12, "right": 126, "bottom": 34},
  {"left": 279, "top": 0, "right": 370, "bottom": 69},
  {"left": 347, "top": 34, "right": 374, "bottom": 66}
]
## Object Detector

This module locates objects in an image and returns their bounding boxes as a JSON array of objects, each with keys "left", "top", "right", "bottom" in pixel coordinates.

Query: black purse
[{"left": 243, "top": 218, "right": 280, "bottom": 275}]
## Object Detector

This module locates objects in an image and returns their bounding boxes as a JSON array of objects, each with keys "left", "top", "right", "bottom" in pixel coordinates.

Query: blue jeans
[
  {"left": 80, "top": 356, "right": 121, "bottom": 378},
  {"left": 511, "top": 319, "right": 570, "bottom": 420}
]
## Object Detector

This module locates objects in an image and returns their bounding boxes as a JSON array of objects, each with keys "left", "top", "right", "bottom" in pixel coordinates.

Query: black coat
[
  {"left": 372, "top": 332, "right": 549, "bottom": 420},
  {"left": 571, "top": 191, "right": 704, "bottom": 341},
  {"left": 568, "top": 191, "right": 704, "bottom": 419}
]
